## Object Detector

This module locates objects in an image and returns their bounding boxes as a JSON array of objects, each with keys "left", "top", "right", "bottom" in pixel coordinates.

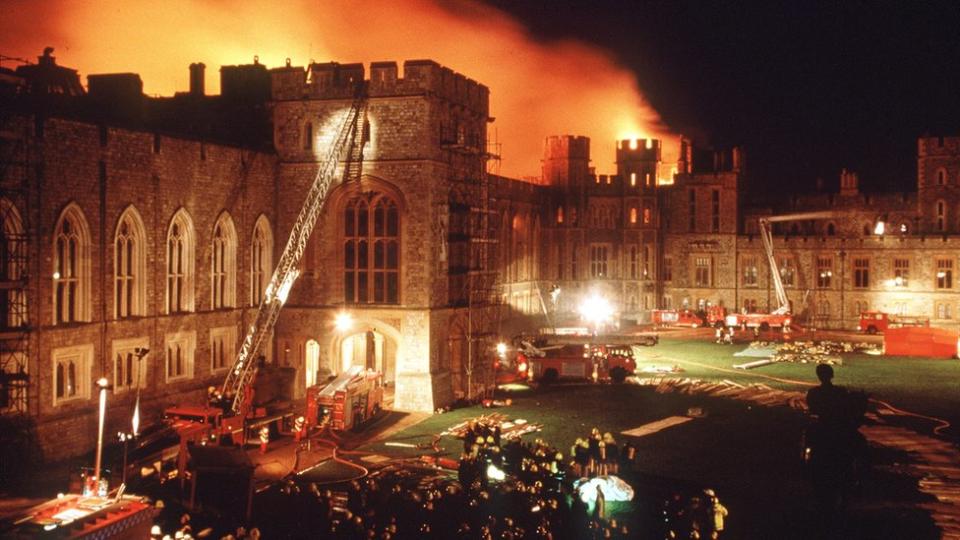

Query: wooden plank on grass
[{"left": 621, "top": 416, "right": 694, "bottom": 438}]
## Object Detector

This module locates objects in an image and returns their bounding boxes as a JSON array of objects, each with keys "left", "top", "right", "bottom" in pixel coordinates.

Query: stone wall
[{"left": 3, "top": 114, "right": 278, "bottom": 460}]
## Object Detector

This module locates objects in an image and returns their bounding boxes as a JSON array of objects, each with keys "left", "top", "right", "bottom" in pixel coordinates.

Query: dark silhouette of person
[
  {"left": 806, "top": 364, "right": 849, "bottom": 427},
  {"left": 804, "top": 363, "right": 868, "bottom": 533}
]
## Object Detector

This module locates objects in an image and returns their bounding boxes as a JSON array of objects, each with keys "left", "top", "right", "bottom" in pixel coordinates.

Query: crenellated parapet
[
  {"left": 616, "top": 138, "right": 662, "bottom": 163},
  {"left": 270, "top": 59, "right": 489, "bottom": 116}
]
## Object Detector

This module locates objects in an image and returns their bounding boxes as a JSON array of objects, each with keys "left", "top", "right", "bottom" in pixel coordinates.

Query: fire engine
[
  {"left": 858, "top": 311, "right": 930, "bottom": 334},
  {"left": 651, "top": 309, "right": 704, "bottom": 328},
  {"left": 524, "top": 343, "right": 636, "bottom": 382},
  {"left": 162, "top": 86, "right": 372, "bottom": 449},
  {"left": 163, "top": 363, "right": 296, "bottom": 447},
  {"left": 305, "top": 366, "right": 384, "bottom": 431},
  {"left": 725, "top": 211, "right": 844, "bottom": 332}
]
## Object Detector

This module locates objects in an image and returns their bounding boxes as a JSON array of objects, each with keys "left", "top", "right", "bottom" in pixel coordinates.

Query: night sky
[{"left": 487, "top": 0, "right": 960, "bottom": 195}]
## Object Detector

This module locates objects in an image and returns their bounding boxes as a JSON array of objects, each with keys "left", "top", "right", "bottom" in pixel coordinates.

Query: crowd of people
[
  {"left": 661, "top": 489, "right": 729, "bottom": 540},
  {"left": 244, "top": 417, "right": 648, "bottom": 539},
  {"left": 570, "top": 428, "right": 636, "bottom": 478},
  {"left": 149, "top": 416, "right": 730, "bottom": 539}
]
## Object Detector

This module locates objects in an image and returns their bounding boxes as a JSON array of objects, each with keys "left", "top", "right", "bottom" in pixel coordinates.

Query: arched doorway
[
  {"left": 305, "top": 339, "right": 320, "bottom": 389},
  {"left": 339, "top": 329, "right": 397, "bottom": 383}
]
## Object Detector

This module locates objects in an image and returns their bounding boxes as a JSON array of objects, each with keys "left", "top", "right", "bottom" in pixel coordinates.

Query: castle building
[{"left": 1, "top": 52, "right": 958, "bottom": 463}]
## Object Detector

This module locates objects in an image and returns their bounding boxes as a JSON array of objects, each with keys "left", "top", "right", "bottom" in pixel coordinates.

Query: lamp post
[{"left": 93, "top": 377, "right": 110, "bottom": 494}]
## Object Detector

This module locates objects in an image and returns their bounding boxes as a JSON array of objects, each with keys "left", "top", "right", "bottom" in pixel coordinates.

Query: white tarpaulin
[{"left": 573, "top": 476, "right": 635, "bottom": 503}]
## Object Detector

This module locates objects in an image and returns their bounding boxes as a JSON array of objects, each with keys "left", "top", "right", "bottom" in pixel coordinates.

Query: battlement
[
  {"left": 270, "top": 59, "right": 489, "bottom": 115},
  {"left": 543, "top": 135, "right": 590, "bottom": 161},
  {"left": 918, "top": 135, "right": 960, "bottom": 157},
  {"left": 616, "top": 138, "right": 661, "bottom": 162}
]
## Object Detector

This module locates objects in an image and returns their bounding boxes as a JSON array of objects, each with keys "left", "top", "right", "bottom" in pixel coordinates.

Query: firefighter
[
  {"left": 259, "top": 426, "right": 270, "bottom": 454},
  {"left": 294, "top": 415, "right": 307, "bottom": 443}
]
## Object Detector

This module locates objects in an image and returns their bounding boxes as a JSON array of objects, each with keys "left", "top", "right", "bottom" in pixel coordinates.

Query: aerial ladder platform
[{"left": 222, "top": 85, "right": 369, "bottom": 416}]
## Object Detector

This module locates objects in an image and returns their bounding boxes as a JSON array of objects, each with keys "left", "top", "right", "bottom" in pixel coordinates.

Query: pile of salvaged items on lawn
[
  {"left": 733, "top": 340, "right": 880, "bottom": 369},
  {"left": 632, "top": 377, "right": 810, "bottom": 412},
  {"left": 440, "top": 412, "right": 543, "bottom": 441}
]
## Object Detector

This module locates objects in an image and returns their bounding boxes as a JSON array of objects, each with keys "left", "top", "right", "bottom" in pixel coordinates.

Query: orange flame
[{"left": 1, "top": 0, "right": 676, "bottom": 177}]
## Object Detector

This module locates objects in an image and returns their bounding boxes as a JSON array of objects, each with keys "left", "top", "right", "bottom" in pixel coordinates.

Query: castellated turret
[
  {"left": 542, "top": 135, "right": 591, "bottom": 187},
  {"left": 617, "top": 138, "right": 661, "bottom": 190}
]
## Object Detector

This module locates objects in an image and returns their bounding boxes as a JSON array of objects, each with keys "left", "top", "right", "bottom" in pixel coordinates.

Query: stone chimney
[
  {"left": 189, "top": 62, "right": 205, "bottom": 96},
  {"left": 839, "top": 168, "right": 858, "bottom": 196}
]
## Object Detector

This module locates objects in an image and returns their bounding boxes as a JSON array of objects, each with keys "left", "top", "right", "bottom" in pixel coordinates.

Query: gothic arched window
[
  {"left": 0, "top": 199, "right": 25, "bottom": 329},
  {"left": 211, "top": 213, "right": 238, "bottom": 309},
  {"left": 344, "top": 194, "right": 399, "bottom": 304},
  {"left": 166, "top": 209, "right": 195, "bottom": 313},
  {"left": 250, "top": 215, "right": 273, "bottom": 306},
  {"left": 114, "top": 206, "right": 147, "bottom": 318},
  {"left": 53, "top": 203, "right": 91, "bottom": 324}
]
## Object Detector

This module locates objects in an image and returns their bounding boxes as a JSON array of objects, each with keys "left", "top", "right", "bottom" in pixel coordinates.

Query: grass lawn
[
  {"left": 364, "top": 380, "right": 940, "bottom": 539},
  {"left": 639, "top": 338, "right": 960, "bottom": 435}
]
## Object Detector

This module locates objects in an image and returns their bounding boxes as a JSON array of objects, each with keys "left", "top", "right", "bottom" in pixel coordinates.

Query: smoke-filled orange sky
[{"left": 1, "top": 0, "right": 675, "bottom": 178}]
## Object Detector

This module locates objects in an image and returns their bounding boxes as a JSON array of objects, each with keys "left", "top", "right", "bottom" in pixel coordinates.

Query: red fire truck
[
  {"left": 163, "top": 363, "right": 297, "bottom": 448},
  {"left": 305, "top": 366, "right": 384, "bottom": 431},
  {"left": 524, "top": 343, "right": 636, "bottom": 382},
  {"left": 725, "top": 311, "right": 793, "bottom": 331},
  {"left": 858, "top": 311, "right": 930, "bottom": 334},
  {"left": 651, "top": 309, "right": 704, "bottom": 328},
  {"left": 725, "top": 211, "right": 843, "bottom": 332}
]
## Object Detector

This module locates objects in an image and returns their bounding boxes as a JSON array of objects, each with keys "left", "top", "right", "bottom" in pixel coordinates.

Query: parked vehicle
[
  {"left": 858, "top": 311, "right": 929, "bottom": 334},
  {"left": 651, "top": 309, "right": 704, "bottom": 328},
  {"left": 525, "top": 343, "right": 637, "bottom": 382}
]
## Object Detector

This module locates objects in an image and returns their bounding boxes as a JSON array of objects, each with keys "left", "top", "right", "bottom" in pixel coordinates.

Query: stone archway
[{"left": 335, "top": 326, "right": 398, "bottom": 384}]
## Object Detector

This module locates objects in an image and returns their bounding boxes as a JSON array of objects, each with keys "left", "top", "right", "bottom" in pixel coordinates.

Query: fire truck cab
[{"left": 306, "top": 366, "right": 384, "bottom": 431}]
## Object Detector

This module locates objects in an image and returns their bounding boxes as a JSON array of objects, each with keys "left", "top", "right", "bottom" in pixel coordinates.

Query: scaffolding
[
  {"left": 0, "top": 115, "right": 31, "bottom": 415},
  {"left": 445, "top": 128, "right": 502, "bottom": 400}
]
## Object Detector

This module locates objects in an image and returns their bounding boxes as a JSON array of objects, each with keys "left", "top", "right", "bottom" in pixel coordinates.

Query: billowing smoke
[{"left": 1, "top": 0, "right": 675, "bottom": 177}]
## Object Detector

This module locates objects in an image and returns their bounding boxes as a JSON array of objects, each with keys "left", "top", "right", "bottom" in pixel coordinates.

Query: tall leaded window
[
  {"left": 892, "top": 258, "right": 909, "bottom": 287},
  {"left": 688, "top": 189, "right": 696, "bottom": 232},
  {"left": 936, "top": 200, "right": 947, "bottom": 232},
  {"left": 53, "top": 204, "right": 90, "bottom": 324},
  {"left": 166, "top": 210, "right": 195, "bottom": 313},
  {"left": 778, "top": 256, "right": 796, "bottom": 287},
  {"left": 344, "top": 194, "right": 399, "bottom": 304},
  {"left": 817, "top": 257, "right": 833, "bottom": 288},
  {"left": 114, "top": 207, "right": 146, "bottom": 318},
  {"left": 628, "top": 245, "right": 638, "bottom": 279},
  {"left": 853, "top": 257, "right": 870, "bottom": 289},
  {"left": 1, "top": 199, "right": 25, "bottom": 329},
  {"left": 211, "top": 213, "right": 237, "bottom": 309},
  {"left": 937, "top": 258, "right": 954, "bottom": 289},
  {"left": 742, "top": 256, "right": 758, "bottom": 287},
  {"left": 589, "top": 244, "right": 609, "bottom": 278},
  {"left": 643, "top": 245, "right": 651, "bottom": 278},
  {"left": 303, "top": 121, "right": 314, "bottom": 151},
  {"left": 250, "top": 215, "right": 273, "bottom": 306},
  {"left": 694, "top": 257, "right": 711, "bottom": 287}
]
